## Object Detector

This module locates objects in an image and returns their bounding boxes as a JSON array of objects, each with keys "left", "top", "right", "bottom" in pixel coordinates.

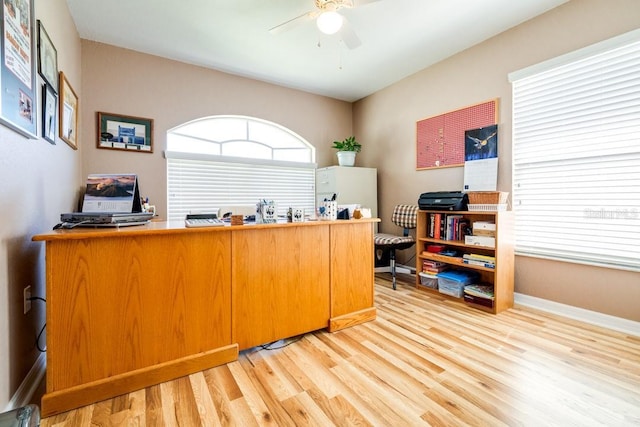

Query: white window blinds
[
  {"left": 509, "top": 29, "right": 640, "bottom": 271},
  {"left": 166, "top": 116, "right": 316, "bottom": 222},
  {"left": 166, "top": 154, "right": 316, "bottom": 221}
]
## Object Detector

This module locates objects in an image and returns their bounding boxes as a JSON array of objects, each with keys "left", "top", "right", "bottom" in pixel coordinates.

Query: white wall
[{"left": 0, "top": 0, "right": 82, "bottom": 408}]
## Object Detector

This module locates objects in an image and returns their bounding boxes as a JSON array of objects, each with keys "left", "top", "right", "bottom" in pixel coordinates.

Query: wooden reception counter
[{"left": 32, "top": 218, "right": 378, "bottom": 416}]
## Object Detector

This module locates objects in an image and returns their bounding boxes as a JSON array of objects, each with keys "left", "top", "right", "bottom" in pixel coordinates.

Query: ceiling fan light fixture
[{"left": 316, "top": 11, "right": 343, "bottom": 35}]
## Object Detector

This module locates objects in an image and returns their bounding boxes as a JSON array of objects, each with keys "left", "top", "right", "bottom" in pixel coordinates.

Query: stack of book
[
  {"left": 463, "top": 284, "right": 495, "bottom": 308},
  {"left": 462, "top": 253, "right": 495, "bottom": 268},
  {"left": 422, "top": 260, "right": 449, "bottom": 275}
]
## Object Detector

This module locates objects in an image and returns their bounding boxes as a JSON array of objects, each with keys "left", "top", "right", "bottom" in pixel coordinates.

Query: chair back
[{"left": 391, "top": 205, "right": 418, "bottom": 230}]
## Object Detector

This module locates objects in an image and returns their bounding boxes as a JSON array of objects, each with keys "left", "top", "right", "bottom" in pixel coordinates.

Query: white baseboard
[
  {"left": 3, "top": 352, "right": 46, "bottom": 413},
  {"left": 514, "top": 292, "right": 640, "bottom": 337}
]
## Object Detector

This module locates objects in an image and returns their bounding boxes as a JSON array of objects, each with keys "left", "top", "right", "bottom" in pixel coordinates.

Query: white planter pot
[{"left": 336, "top": 151, "right": 356, "bottom": 167}]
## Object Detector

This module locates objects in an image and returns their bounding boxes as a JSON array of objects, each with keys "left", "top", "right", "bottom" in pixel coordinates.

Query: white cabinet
[{"left": 316, "top": 166, "right": 377, "bottom": 219}]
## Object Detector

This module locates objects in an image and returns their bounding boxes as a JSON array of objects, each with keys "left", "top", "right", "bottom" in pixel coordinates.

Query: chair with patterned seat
[{"left": 374, "top": 204, "right": 419, "bottom": 290}]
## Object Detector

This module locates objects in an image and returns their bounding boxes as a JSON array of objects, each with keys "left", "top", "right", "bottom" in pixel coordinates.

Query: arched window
[{"left": 166, "top": 115, "right": 316, "bottom": 221}]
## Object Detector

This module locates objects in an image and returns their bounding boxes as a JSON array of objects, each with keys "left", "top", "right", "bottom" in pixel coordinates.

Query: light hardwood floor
[{"left": 40, "top": 273, "right": 640, "bottom": 426}]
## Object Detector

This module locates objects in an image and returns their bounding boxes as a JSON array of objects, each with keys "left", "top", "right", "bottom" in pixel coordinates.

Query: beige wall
[
  {"left": 80, "top": 41, "right": 354, "bottom": 219},
  {"left": 354, "top": 0, "right": 640, "bottom": 321},
  {"left": 0, "top": 0, "right": 82, "bottom": 406}
]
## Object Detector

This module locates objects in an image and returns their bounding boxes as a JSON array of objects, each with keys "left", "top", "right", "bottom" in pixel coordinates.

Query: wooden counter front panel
[
  {"left": 232, "top": 225, "right": 330, "bottom": 350},
  {"left": 45, "top": 231, "right": 232, "bottom": 392},
  {"left": 330, "top": 221, "right": 375, "bottom": 318}
]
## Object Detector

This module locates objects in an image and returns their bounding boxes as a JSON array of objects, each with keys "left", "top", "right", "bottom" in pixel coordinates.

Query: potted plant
[{"left": 332, "top": 136, "right": 361, "bottom": 167}]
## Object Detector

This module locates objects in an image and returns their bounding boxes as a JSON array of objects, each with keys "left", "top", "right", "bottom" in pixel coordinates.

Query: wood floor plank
[
  {"left": 280, "top": 340, "right": 343, "bottom": 400},
  {"left": 305, "top": 386, "right": 370, "bottom": 427},
  {"left": 330, "top": 361, "right": 426, "bottom": 426},
  {"left": 245, "top": 349, "right": 304, "bottom": 402},
  {"left": 280, "top": 392, "right": 334, "bottom": 426},
  {"left": 158, "top": 380, "right": 179, "bottom": 427},
  {"left": 202, "top": 367, "right": 237, "bottom": 426},
  {"left": 144, "top": 383, "right": 164, "bottom": 426},
  {"left": 235, "top": 354, "right": 298, "bottom": 426},
  {"left": 227, "top": 397, "right": 261, "bottom": 427},
  {"left": 39, "top": 273, "right": 640, "bottom": 426},
  {"left": 225, "top": 359, "right": 279, "bottom": 425},
  {"left": 188, "top": 372, "right": 221, "bottom": 427}
]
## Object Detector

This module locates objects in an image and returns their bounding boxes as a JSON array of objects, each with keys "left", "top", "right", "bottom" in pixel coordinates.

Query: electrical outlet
[{"left": 24, "top": 286, "right": 31, "bottom": 314}]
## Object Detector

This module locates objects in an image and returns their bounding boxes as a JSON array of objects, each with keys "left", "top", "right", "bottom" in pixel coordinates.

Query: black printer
[{"left": 418, "top": 191, "right": 468, "bottom": 211}]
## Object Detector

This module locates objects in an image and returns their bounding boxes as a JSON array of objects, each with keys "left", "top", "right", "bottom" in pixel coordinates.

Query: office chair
[{"left": 374, "top": 204, "right": 418, "bottom": 290}]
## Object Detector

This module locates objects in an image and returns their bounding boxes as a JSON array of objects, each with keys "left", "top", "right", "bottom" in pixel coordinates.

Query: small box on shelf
[
  {"left": 437, "top": 270, "right": 480, "bottom": 298},
  {"left": 464, "top": 235, "right": 496, "bottom": 248},
  {"left": 472, "top": 221, "right": 496, "bottom": 237},
  {"left": 418, "top": 272, "right": 439, "bottom": 289}
]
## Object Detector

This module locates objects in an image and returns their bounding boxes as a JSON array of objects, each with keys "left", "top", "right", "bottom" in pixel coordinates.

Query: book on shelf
[
  {"left": 423, "top": 266, "right": 449, "bottom": 274},
  {"left": 423, "top": 259, "right": 447, "bottom": 267},
  {"left": 434, "top": 213, "right": 442, "bottom": 239},
  {"left": 445, "top": 215, "right": 462, "bottom": 240},
  {"left": 427, "top": 213, "right": 470, "bottom": 241},
  {"left": 462, "top": 259, "right": 495, "bottom": 268},
  {"left": 464, "top": 284, "right": 495, "bottom": 300},
  {"left": 463, "top": 253, "right": 496, "bottom": 262},
  {"left": 421, "top": 258, "right": 449, "bottom": 274},
  {"left": 462, "top": 253, "right": 495, "bottom": 268}
]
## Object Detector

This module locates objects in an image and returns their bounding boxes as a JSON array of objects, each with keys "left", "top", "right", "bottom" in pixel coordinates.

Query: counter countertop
[{"left": 33, "top": 218, "right": 380, "bottom": 241}]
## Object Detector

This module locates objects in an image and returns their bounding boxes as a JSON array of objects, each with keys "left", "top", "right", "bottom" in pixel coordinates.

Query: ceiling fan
[{"left": 269, "top": 0, "right": 380, "bottom": 49}]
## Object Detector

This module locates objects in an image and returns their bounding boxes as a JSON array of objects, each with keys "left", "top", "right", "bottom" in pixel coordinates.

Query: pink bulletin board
[{"left": 416, "top": 99, "right": 498, "bottom": 169}]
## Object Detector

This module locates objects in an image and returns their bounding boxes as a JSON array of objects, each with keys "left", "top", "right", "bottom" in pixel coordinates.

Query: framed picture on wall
[
  {"left": 97, "top": 112, "right": 154, "bottom": 153},
  {"left": 37, "top": 20, "right": 58, "bottom": 92},
  {"left": 42, "top": 83, "right": 57, "bottom": 144},
  {"left": 0, "top": 0, "right": 37, "bottom": 138},
  {"left": 59, "top": 71, "right": 78, "bottom": 149}
]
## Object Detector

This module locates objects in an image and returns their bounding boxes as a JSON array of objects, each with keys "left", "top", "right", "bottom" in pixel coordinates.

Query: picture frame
[
  {"left": 59, "top": 71, "right": 78, "bottom": 149},
  {"left": 97, "top": 112, "right": 154, "bottom": 153},
  {"left": 37, "top": 20, "right": 58, "bottom": 92},
  {"left": 0, "top": 0, "right": 37, "bottom": 139},
  {"left": 42, "top": 83, "right": 57, "bottom": 144}
]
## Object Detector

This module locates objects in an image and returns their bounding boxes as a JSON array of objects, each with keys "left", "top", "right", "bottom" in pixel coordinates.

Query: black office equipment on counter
[{"left": 418, "top": 191, "right": 468, "bottom": 211}]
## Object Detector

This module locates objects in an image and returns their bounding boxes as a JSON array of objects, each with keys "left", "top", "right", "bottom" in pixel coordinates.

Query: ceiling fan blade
[
  {"left": 339, "top": 18, "right": 361, "bottom": 49},
  {"left": 269, "top": 10, "right": 318, "bottom": 35},
  {"left": 352, "top": 0, "right": 381, "bottom": 7}
]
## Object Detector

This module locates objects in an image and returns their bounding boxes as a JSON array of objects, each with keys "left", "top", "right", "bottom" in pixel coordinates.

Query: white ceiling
[{"left": 66, "top": 0, "right": 568, "bottom": 102}]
